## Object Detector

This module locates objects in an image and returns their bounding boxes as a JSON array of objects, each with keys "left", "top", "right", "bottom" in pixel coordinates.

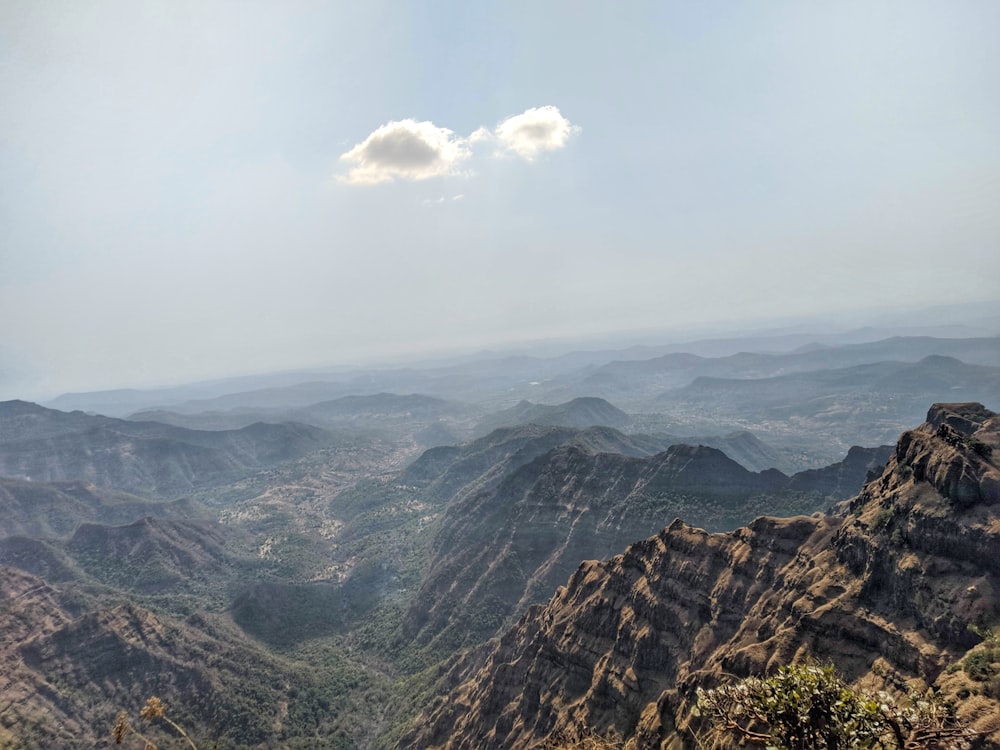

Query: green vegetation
[
  {"left": 964, "top": 650, "right": 997, "bottom": 682},
  {"left": 696, "top": 664, "right": 977, "bottom": 749},
  {"left": 871, "top": 507, "right": 894, "bottom": 531},
  {"left": 966, "top": 437, "right": 993, "bottom": 458}
]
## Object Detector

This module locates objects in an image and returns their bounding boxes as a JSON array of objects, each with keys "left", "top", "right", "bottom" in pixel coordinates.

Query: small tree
[{"left": 696, "top": 664, "right": 977, "bottom": 749}]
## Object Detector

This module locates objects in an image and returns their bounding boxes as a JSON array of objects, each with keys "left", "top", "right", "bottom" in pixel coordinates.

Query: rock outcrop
[{"left": 405, "top": 403, "right": 1000, "bottom": 749}]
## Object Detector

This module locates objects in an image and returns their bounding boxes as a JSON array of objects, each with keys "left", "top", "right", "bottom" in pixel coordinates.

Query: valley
[{"left": 0, "top": 333, "right": 997, "bottom": 748}]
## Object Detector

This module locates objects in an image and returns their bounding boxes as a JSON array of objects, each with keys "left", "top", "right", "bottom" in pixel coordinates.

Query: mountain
[
  {"left": 400, "top": 423, "right": 668, "bottom": 506},
  {"left": 653, "top": 356, "right": 1000, "bottom": 457},
  {"left": 405, "top": 403, "right": 1000, "bottom": 748},
  {"left": 0, "top": 477, "right": 202, "bottom": 538},
  {"left": 572, "top": 336, "right": 1000, "bottom": 404},
  {"left": 47, "top": 378, "right": 349, "bottom": 417},
  {"left": 0, "top": 400, "right": 336, "bottom": 497},
  {"left": 65, "top": 517, "right": 234, "bottom": 595},
  {"left": 678, "top": 429, "right": 792, "bottom": 474},
  {"left": 473, "top": 397, "right": 630, "bottom": 436},
  {"left": 400, "top": 438, "right": 890, "bottom": 661}
]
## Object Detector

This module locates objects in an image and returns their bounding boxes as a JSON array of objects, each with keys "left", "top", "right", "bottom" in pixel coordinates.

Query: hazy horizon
[
  {"left": 5, "top": 296, "right": 997, "bottom": 404},
  {"left": 3, "top": 2, "right": 999, "bottom": 400}
]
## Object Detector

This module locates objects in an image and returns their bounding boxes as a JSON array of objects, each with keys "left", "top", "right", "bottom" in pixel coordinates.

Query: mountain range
[
  {"left": 0, "top": 400, "right": 339, "bottom": 497},
  {"left": 1, "top": 330, "right": 999, "bottom": 748}
]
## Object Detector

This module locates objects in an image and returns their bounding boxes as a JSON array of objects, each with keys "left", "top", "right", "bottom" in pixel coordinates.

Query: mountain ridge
[
  {"left": 401, "top": 436, "right": 891, "bottom": 662},
  {"left": 405, "top": 402, "right": 1000, "bottom": 748},
  {"left": 0, "top": 400, "right": 337, "bottom": 498}
]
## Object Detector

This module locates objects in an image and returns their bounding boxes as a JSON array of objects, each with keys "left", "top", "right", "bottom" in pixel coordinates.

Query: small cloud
[
  {"left": 339, "top": 119, "right": 470, "bottom": 185},
  {"left": 338, "top": 106, "right": 579, "bottom": 186},
  {"left": 495, "top": 106, "right": 579, "bottom": 160},
  {"left": 451, "top": 194, "right": 464, "bottom": 201}
]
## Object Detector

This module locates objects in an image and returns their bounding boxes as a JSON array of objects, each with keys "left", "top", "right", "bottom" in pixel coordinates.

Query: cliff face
[
  {"left": 402, "top": 438, "right": 889, "bottom": 661},
  {"left": 406, "top": 403, "right": 1000, "bottom": 749}
]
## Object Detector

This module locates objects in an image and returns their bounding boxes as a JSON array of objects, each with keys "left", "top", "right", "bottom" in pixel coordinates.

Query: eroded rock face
[
  {"left": 402, "top": 439, "right": 885, "bottom": 661},
  {"left": 405, "top": 403, "right": 1000, "bottom": 749}
]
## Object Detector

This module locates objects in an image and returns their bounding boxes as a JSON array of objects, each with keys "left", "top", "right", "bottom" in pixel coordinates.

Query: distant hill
[
  {"left": 0, "top": 477, "right": 202, "bottom": 538},
  {"left": 542, "top": 336, "right": 1000, "bottom": 407},
  {"left": 0, "top": 400, "right": 335, "bottom": 497},
  {"left": 676, "top": 429, "right": 791, "bottom": 474},
  {"left": 473, "top": 396, "right": 629, "bottom": 436},
  {"left": 45, "top": 375, "right": 348, "bottom": 417},
  {"left": 0, "top": 515, "right": 239, "bottom": 596},
  {"left": 65, "top": 517, "right": 235, "bottom": 594},
  {"left": 658, "top": 356, "right": 1000, "bottom": 415},
  {"left": 127, "top": 392, "right": 479, "bottom": 447},
  {"left": 652, "top": 355, "right": 1000, "bottom": 453}
]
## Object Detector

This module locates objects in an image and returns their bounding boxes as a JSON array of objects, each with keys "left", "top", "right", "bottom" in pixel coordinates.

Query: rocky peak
[
  {"left": 891, "top": 402, "right": 1000, "bottom": 509},
  {"left": 926, "top": 402, "right": 998, "bottom": 437}
]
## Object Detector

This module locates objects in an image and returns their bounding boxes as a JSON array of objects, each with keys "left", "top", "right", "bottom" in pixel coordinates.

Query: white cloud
[
  {"left": 338, "top": 106, "right": 578, "bottom": 185},
  {"left": 339, "top": 119, "right": 470, "bottom": 185},
  {"left": 495, "top": 106, "right": 579, "bottom": 159}
]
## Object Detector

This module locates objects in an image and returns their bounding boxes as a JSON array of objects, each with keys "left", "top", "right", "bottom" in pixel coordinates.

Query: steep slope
[
  {"left": 406, "top": 403, "right": 1000, "bottom": 749},
  {"left": 0, "top": 400, "right": 335, "bottom": 497},
  {"left": 401, "top": 440, "right": 888, "bottom": 660}
]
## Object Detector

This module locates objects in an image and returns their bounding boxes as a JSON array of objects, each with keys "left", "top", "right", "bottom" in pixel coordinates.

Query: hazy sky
[{"left": 1, "top": 1, "right": 998, "bottom": 398}]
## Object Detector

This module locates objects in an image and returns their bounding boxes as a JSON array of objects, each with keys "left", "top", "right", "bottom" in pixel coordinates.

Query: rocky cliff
[
  {"left": 402, "top": 435, "right": 890, "bottom": 664},
  {"left": 405, "top": 403, "right": 1000, "bottom": 749}
]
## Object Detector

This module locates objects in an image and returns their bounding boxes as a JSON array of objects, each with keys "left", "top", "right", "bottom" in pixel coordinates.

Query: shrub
[
  {"left": 696, "top": 663, "right": 976, "bottom": 749},
  {"left": 966, "top": 438, "right": 993, "bottom": 458},
  {"left": 872, "top": 508, "right": 894, "bottom": 531},
  {"left": 964, "top": 650, "right": 998, "bottom": 682}
]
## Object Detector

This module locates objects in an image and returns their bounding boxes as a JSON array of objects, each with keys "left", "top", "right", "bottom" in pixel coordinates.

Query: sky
[{"left": 1, "top": 1, "right": 998, "bottom": 399}]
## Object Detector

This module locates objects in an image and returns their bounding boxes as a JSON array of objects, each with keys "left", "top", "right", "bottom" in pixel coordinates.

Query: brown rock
[{"left": 405, "top": 404, "right": 1000, "bottom": 749}]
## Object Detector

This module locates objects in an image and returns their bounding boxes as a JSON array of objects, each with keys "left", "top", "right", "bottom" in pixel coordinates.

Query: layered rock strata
[{"left": 406, "top": 403, "right": 1000, "bottom": 749}]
